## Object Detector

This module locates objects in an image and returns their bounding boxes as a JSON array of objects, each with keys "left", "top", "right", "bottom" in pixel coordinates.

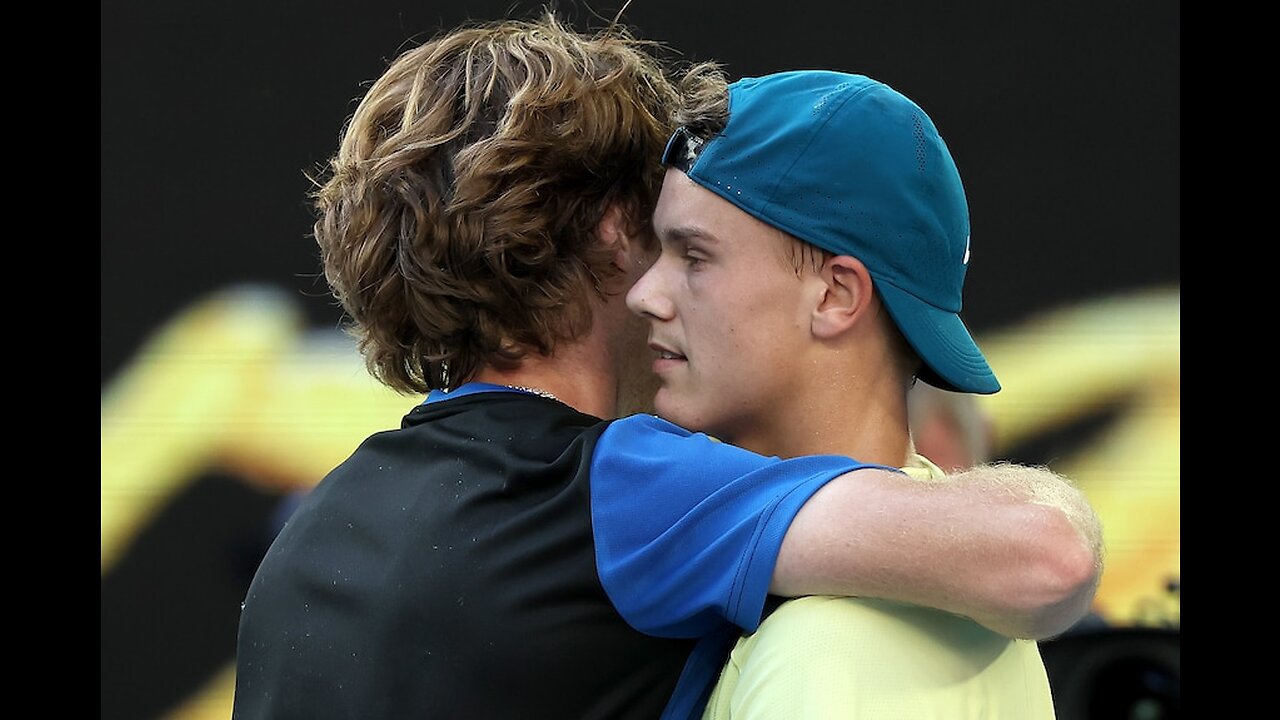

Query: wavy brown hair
[{"left": 311, "top": 11, "right": 721, "bottom": 393}]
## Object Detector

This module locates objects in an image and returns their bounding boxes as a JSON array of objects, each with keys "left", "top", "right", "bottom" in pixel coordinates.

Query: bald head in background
[{"left": 908, "top": 383, "right": 996, "bottom": 472}]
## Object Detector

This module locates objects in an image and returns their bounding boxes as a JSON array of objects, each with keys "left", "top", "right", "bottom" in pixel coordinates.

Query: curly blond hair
[{"left": 312, "top": 11, "right": 722, "bottom": 393}]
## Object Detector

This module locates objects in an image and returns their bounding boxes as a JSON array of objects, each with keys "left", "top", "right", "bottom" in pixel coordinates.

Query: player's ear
[
  {"left": 811, "top": 255, "right": 875, "bottom": 339},
  {"left": 596, "top": 203, "right": 643, "bottom": 272}
]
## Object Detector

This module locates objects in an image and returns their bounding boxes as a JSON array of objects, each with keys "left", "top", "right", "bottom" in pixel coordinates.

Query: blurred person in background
[{"left": 909, "top": 382, "right": 995, "bottom": 472}]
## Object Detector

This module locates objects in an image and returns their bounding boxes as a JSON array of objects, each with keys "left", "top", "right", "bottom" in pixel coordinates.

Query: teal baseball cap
[{"left": 662, "top": 70, "right": 1000, "bottom": 394}]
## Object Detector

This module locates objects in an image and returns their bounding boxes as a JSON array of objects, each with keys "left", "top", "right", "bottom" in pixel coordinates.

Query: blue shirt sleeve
[{"left": 590, "top": 413, "right": 891, "bottom": 639}]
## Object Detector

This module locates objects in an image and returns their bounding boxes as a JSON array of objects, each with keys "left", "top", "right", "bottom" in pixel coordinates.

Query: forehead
[{"left": 654, "top": 168, "right": 790, "bottom": 250}]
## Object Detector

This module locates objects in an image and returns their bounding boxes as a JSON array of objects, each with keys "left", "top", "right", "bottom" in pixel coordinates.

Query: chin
[{"left": 651, "top": 393, "right": 700, "bottom": 433}]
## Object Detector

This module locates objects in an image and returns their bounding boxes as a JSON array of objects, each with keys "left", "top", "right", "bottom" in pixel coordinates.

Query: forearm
[{"left": 771, "top": 462, "right": 1103, "bottom": 639}]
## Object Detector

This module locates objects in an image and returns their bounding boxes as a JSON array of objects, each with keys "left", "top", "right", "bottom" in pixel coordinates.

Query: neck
[
  {"left": 471, "top": 336, "right": 620, "bottom": 421},
  {"left": 739, "top": 350, "right": 912, "bottom": 468},
  {"left": 735, "top": 394, "right": 910, "bottom": 467}
]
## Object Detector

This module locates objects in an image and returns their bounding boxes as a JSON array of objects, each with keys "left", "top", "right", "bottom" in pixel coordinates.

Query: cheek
[
  {"left": 723, "top": 284, "right": 804, "bottom": 343},
  {"left": 691, "top": 308, "right": 778, "bottom": 389},
  {"left": 685, "top": 264, "right": 805, "bottom": 364},
  {"left": 731, "top": 298, "right": 808, "bottom": 381}
]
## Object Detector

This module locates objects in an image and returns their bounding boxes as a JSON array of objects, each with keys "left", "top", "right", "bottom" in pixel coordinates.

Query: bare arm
[{"left": 771, "top": 461, "right": 1104, "bottom": 640}]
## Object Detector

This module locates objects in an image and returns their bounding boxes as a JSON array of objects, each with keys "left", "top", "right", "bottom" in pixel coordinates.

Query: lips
[
  {"left": 648, "top": 340, "right": 687, "bottom": 376},
  {"left": 648, "top": 341, "right": 686, "bottom": 360}
]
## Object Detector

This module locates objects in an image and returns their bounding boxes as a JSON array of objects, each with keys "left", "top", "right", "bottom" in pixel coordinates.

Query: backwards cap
[{"left": 663, "top": 70, "right": 999, "bottom": 394}]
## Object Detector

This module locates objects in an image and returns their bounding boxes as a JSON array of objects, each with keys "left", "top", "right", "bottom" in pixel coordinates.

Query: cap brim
[{"left": 876, "top": 280, "right": 1000, "bottom": 394}]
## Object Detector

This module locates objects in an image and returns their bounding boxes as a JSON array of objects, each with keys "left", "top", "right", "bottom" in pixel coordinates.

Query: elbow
[
  {"left": 1042, "top": 537, "right": 1101, "bottom": 634},
  {"left": 1016, "top": 506, "right": 1104, "bottom": 640}
]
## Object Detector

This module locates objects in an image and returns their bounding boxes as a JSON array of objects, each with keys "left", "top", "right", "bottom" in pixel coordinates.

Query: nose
[{"left": 626, "top": 258, "right": 674, "bottom": 321}]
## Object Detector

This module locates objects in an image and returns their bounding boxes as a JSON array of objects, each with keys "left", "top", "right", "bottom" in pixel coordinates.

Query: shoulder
[
  {"left": 900, "top": 452, "right": 948, "bottom": 481},
  {"left": 737, "top": 596, "right": 1046, "bottom": 694},
  {"left": 753, "top": 596, "right": 1019, "bottom": 664}
]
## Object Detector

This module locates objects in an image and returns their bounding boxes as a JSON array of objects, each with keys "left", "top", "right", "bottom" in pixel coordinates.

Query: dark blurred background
[
  {"left": 101, "top": 2, "right": 1179, "bottom": 719},
  {"left": 101, "top": 0, "right": 1179, "bottom": 384}
]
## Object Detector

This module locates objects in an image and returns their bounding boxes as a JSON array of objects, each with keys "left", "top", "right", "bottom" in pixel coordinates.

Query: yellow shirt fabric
[{"left": 702, "top": 455, "right": 1057, "bottom": 720}]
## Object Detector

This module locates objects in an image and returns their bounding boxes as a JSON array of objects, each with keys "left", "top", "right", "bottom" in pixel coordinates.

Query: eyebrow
[{"left": 659, "top": 225, "right": 721, "bottom": 246}]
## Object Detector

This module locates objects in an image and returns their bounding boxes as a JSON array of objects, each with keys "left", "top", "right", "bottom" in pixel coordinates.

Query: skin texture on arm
[{"left": 772, "top": 462, "right": 1103, "bottom": 641}]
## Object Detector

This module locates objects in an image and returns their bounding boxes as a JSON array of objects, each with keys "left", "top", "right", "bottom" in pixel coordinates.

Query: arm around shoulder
[{"left": 771, "top": 462, "right": 1103, "bottom": 640}]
